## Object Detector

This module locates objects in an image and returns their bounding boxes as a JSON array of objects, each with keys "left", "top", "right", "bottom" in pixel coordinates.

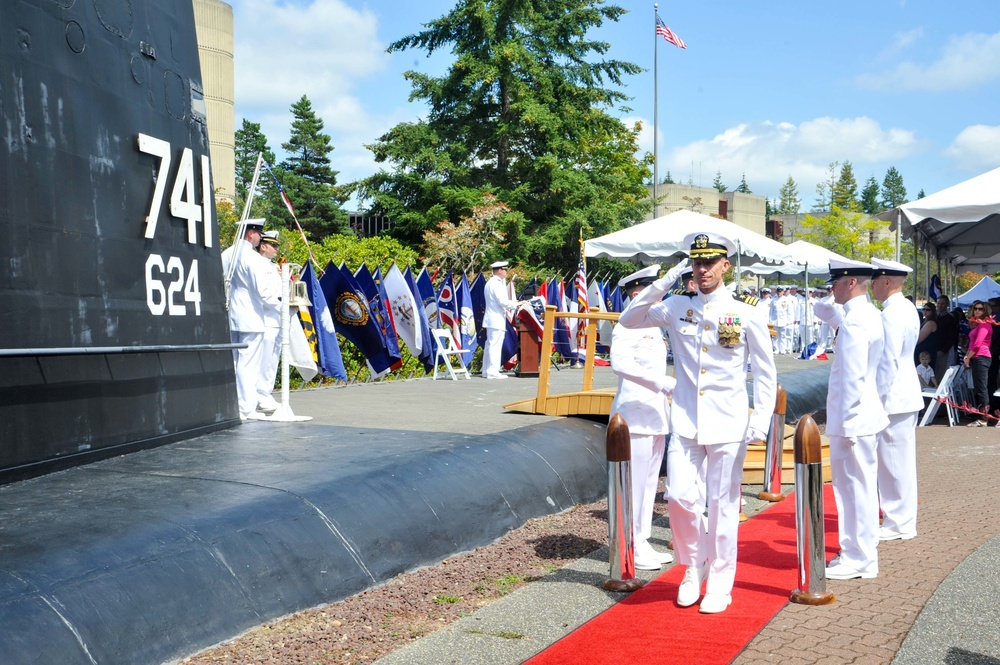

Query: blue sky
[{"left": 233, "top": 0, "right": 1000, "bottom": 212}]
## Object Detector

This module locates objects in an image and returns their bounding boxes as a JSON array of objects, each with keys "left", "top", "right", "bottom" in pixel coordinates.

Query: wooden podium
[{"left": 515, "top": 319, "right": 541, "bottom": 377}]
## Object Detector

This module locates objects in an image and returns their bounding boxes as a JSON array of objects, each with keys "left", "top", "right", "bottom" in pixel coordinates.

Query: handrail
[{"left": 536, "top": 305, "right": 619, "bottom": 407}]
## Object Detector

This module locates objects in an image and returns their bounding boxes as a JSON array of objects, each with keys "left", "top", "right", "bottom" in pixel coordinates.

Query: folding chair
[
  {"left": 431, "top": 328, "right": 471, "bottom": 380},
  {"left": 919, "top": 365, "right": 959, "bottom": 427}
]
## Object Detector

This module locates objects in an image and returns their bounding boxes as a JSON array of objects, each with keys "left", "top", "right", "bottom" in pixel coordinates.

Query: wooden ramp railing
[{"left": 503, "top": 305, "right": 619, "bottom": 416}]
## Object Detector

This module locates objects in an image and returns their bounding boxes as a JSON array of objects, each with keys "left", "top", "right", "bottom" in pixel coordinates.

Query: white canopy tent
[
  {"left": 954, "top": 276, "right": 1000, "bottom": 307},
  {"left": 745, "top": 240, "right": 854, "bottom": 278},
  {"left": 878, "top": 166, "right": 1000, "bottom": 275},
  {"left": 584, "top": 210, "right": 795, "bottom": 268}
]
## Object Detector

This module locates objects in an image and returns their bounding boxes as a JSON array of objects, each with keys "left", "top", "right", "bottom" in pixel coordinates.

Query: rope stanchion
[
  {"left": 790, "top": 414, "right": 835, "bottom": 605},
  {"left": 602, "top": 413, "right": 645, "bottom": 593},
  {"left": 758, "top": 384, "right": 788, "bottom": 502}
]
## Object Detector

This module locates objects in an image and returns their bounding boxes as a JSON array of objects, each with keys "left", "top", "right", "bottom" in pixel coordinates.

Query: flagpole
[{"left": 653, "top": 3, "right": 659, "bottom": 219}]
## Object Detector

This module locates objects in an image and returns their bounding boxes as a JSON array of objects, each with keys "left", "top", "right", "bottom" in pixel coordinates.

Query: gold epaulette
[
  {"left": 737, "top": 293, "right": 760, "bottom": 306},
  {"left": 669, "top": 289, "right": 696, "bottom": 297}
]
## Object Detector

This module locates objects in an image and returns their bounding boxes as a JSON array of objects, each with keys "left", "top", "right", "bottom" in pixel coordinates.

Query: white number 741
[{"left": 138, "top": 133, "right": 213, "bottom": 247}]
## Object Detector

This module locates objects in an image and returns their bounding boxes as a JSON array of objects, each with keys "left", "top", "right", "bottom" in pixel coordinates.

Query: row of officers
[
  {"left": 221, "top": 220, "right": 284, "bottom": 420},
  {"left": 609, "top": 231, "right": 921, "bottom": 614}
]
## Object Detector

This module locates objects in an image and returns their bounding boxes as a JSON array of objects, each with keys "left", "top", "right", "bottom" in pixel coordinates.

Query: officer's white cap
[
  {"left": 684, "top": 232, "right": 736, "bottom": 259},
  {"left": 619, "top": 264, "right": 661, "bottom": 290},
  {"left": 827, "top": 257, "right": 875, "bottom": 283},
  {"left": 871, "top": 257, "right": 912, "bottom": 277},
  {"left": 490, "top": 260, "right": 509, "bottom": 269}
]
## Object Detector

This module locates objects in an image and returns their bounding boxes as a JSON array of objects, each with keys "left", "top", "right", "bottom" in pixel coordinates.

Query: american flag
[
  {"left": 655, "top": 14, "right": 687, "bottom": 49},
  {"left": 262, "top": 159, "right": 318, "bottom": 268}
]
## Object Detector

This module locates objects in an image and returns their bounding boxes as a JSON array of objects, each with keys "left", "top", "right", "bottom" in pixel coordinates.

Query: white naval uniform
[
  {"left": 876, "top": 292, "right": 924, "bottom": 538},
  {"left": 609, "top": 323, "right": 672, "bottom": 550},
  {"left": 256, "top": 254, "right": 283, "bottom": 405},
  {"left": 826, "top": 294, "right": 889, "bottom": 574},
  {"left": 775, "top": 294, "right": 792, "bottom": 354},
  {"left": 619, "top": 281, "right": 777, "bottom": 598},
  {"left": 222, "top": 240, "right": 266, "bottom": 416},
  {"left": 482, "top": 274, "right": 518, "bottom": 378}
]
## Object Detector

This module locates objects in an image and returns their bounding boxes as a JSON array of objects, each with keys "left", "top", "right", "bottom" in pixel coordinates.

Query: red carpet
[{"left": 526, "top": 485, "right": 839, "bottom": 665}]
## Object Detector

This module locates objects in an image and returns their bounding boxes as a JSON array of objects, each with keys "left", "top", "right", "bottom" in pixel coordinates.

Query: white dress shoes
[
  {"left": 699, "top": 593, "right": 732, "bottom": 614},
  {"left": 256, "top": 395, "right": 279, "bottom": 413},
  {"left": 878, "top": 527, "right": 916, "bottom": 542},
  {"left": 634, "top": 541, "right": 674, "bottom": 569},
  {"left": 676, "top": 562, "right": 707, "bottom": 607},
  {"left": 825, "top": 562, "right": 878, "bottom": 580}
]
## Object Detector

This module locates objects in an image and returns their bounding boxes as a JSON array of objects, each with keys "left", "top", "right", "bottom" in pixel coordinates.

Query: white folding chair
[
  {"left": 431, "top": 328, "right": 471, "bottom": 380},
  {"left": 919, "top": 365, "right": 959, "bottom": 427}
]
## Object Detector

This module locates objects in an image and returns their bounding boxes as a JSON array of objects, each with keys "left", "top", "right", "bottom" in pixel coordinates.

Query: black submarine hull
[{"left": 1, "top": 0, "right": 239, "bottom": 481}]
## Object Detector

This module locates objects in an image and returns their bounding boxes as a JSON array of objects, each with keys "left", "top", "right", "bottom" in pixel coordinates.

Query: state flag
[
  {"left": 384, "top": 264, "right": 422, "bottom": 356},
  {"left": 318, "top": 262, "right": 396, "bottom": 377},
  {"left": 300, "top": 263, "right": 347, "bottom": 381}
]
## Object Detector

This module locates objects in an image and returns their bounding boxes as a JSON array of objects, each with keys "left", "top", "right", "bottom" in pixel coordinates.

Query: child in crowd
[{"left": 917, "top": 351, "right": 937, "bottom": 389}]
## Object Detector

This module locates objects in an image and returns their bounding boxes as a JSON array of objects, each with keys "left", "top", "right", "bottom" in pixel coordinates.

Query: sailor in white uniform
[
  {"left": 255, "top": 232, "right": 283, "bottom": 413},
  {"left": 824, "top": 258, "right": 889, "bottom": 580},
  {"left": 871, "top": 258, "right": 924, "bottom": 542},
  {"left": 221, "top": 219, "right": 267, "bottom": 419},
  {"left": 618, "top": 232, "right": 777, "bottom": 614},
  {"left": 481, "top": 261, "right": 519, "bottom": 379},
  {"left": 609, "top": 263, "right": 686, "bottom": 571}
]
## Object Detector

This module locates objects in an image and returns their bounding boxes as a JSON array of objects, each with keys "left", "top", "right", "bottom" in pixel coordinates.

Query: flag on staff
[
  {"left": 415, "top": 268, "right": 440, "bottom": 328},
  {"left": 518, "top": 277, "right": 538, "bottom": 300},
  {"left": 437, "top": 271, "right": 461, "bottom": 346},
  {"left": 573, "top": 254, "right": 588, "bottom": 351},
  {"left": 404, "top": 266, "right": 437, "bottom": 373},
  {"left": 470, "top": 272, "right": 487, "bottom": 348},
  {"left": 929, "top": 274, "right": 942, "bottom": 302},
  {"left": 546, "top": 279, "right": 576, "bottom": 361},
  {"left": 300, "top": 263, "right": 347, "bottom": 381},
  {"left": 588, "top": 278, "right": 611, "bottom": 351},
  {"left": 354, "top": 264, "right": 403, "bottom": 368},
  {"left": 655, "top": 14, "right": 687, "bottom": 49},
  {"left": 318, "top": 262, "right": 396, "bottom": 377},
  {"left": 383, "top": 264, "right": 422, "bottom": 357},
  {"left": 288, "top": 305, "right": 319, "bottom": 383},
  {"left": 456, "top": 273, "right": 478, "bottom": 364},
  {"left": 373, "top": 266, "right": 404, "bottom": 368}
]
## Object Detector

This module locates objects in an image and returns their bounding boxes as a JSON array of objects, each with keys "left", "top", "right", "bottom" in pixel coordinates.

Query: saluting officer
[
  {"left": 618, "top": 232, "right": 776, "bottom": 614},
  {"left": 255, "top": 231, "right": 283, "bottom": 413},
  {"left": 609, "top": 262, "right": 688, "bottom": 570},
  {"left": 824, "top": 258, "right": 889, "bottom": 580},
  {"left": 871, "top": 258, "right": 923, "bottom": 542}
]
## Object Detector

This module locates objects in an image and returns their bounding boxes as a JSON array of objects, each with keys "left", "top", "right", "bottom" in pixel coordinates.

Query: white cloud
[
  {"left": 944, "top": 125, "right": 1000, "bottom": 173},
  {"left": 660, "top": 117, "right": 925, "bottom": 201},
  {"left": 855, "top": 30, "right": 1000, "bottom": 92}
]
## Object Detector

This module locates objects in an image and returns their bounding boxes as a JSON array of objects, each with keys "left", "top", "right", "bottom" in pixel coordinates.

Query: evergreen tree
[
  {"left": 712, "top": 170, "right": 726, "bottom": 193},
  {"left": 234, "top": 119, "right": 276, "bottom": 202},
  {"left": 278, "top": 95, "right": 349, "bottom": 237},
  {"left": 832, "top": 160, "right": 859, "bottom": 211},
  {"left": 881, "top": 166, "right": 907, "bottom": 209},
  {"left": 662, "top": 170, "right": 675, "bottom": 185},
  {"left": 812, "top": 161, "right": 839, "bottom": 212},
  {"left": 735, "top": 173, "right": 751, "bottom": 193},
  {"left": 916, "top": 188, "right": 926, "bottom": 200},
  {"left": 860, "top": 175, "right": 881, "bottom": 214},
  {"left": 777, "top": 176, "right": 800, "bottom": 215}
]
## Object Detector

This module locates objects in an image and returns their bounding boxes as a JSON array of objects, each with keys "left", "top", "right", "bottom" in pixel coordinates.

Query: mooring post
[
  {"left": 759, "top": 384, "right": 788, "bottom": 502},
  {"left": 602, "top": 413, "right": 645, "bottom": 592},
  {"left": 790, "top": 414, "right": 835, "bottom": 605}
]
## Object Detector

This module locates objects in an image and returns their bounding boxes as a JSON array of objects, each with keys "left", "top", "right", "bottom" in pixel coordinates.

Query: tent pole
[{"left": 895, "top": 210, "right": 901, "bottom": 263}]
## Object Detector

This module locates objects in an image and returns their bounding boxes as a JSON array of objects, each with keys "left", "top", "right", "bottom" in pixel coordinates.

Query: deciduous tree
[{"left": 795, "top": 205, "right": 893, "bottom": 261}]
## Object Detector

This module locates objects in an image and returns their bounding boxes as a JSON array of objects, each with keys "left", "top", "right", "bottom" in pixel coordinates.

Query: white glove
[
  {"left": 813, "top": 301, "right": 842, "bottom": 327},
  {"left": 660, "top": 259, "right": 690, "bottom": 289},
  {"left": 744, "top": 427, "right": 766, "bottom": 444},
  {"left": 659, "top": 375, "right": 677, "bottom": 397}
]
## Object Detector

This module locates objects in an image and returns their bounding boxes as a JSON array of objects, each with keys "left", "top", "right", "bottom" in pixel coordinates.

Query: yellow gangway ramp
[{"left": 503, "top": 306, "right": 618, "bottom": 416}]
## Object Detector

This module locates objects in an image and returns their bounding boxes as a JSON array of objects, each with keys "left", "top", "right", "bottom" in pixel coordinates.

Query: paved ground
[{"left": 364, "top": 365, "right": 1000, "bottom": 665}]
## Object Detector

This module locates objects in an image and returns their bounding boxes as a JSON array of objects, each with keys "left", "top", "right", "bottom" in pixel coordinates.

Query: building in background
[
  {"left": 193, "top": 0, "right": 235, "bottom": 201},
  {"left": 645, "top": 184, "right": 766, "bottom": 235}
]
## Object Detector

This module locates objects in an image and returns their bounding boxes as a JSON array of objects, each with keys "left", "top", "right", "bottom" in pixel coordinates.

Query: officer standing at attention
[
  {"left": 609, "top": 262, "right": 688, "bottom": 570},
  {"left": 824, "top": 258, "right": 889, "bottom": 580},
  {"left": 482, "top": 261, "right": 519, "bottom": 379},
  {"left": 870, "top": 258, "right": 923, "bottom": 542},
  {"left": 255, "top": 231, "right": 283, "bottom": 414},
  {"left": 221, "top": 219, "right": 267, "bottom": 420},
  {"left": 618, "top": 232, "right": 776, "bottom": 614}
]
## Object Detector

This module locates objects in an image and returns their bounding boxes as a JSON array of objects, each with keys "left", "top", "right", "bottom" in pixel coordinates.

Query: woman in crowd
[
  {"left": 914, "top": 303, "right": 938, "bottom": 366},
  {"left": 964, "top": 300, "right": 993, "bottom": 427}
]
